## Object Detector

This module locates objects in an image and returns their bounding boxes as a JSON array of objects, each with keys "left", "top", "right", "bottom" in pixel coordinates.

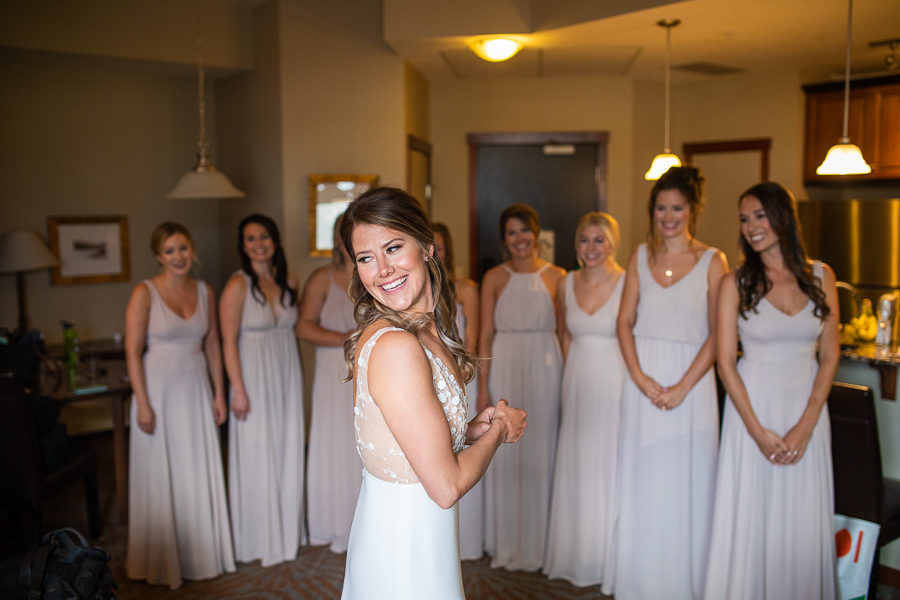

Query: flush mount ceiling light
[
  {"left": 645, "top": 19, "right": 683, "bottom": 181},
  {"left": 816, "top": 0, "right": 871, "bottom": 176},
  {"left": 468, "top": 37, "right": 524, "bottom": 62},
  {"left": 167, "top": 1, "right": 245, "bottom": 199}
]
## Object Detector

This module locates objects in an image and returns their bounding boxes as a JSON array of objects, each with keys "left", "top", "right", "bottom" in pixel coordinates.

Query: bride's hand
[
  {"left": 490, "top": 399, "right": 527, "bottom": 443},
  {"left": 465, "top": 406, "right": 495, "bottom": 443}
]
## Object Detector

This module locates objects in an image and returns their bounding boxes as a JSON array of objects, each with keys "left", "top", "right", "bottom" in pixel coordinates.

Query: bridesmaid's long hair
[
  {"left": 735, "top": 181, "right": 829, "bottom": 321},
  {"left": 340, "top": 187, "right": 476, "bottom": 383},
  {"left": 647, "top": 166, "right": 705, "bottom": 250},
  {"left": 237, "top": 214, "right": 297, "bottom": 307},
  {"left": 431, "top": 222, "right": 457, "bottom": 280}
]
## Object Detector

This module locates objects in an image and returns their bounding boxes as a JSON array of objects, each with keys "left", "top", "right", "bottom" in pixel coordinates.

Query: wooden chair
[
  {"left": 828, "top": 381, "right": 900, "bottom": 595},
  {"left": 0, "top": 371, "right": 101, "bottom": 549}
]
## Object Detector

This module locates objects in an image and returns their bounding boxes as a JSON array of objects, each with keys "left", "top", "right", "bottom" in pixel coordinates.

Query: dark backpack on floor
[{"left": 18, "top": 528, "right": 116, "bottom": 599}]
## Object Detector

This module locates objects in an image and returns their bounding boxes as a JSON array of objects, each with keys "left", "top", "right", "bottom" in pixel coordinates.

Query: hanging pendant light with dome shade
[
  {"left": 166, "top": 2, "right": 244, "bottom": 199},
  {"left": 645, "top": 19, "right": 683, "bottom": 181},
  {"left": 816, "top": 0, "right": 871, "bottom": 176}
]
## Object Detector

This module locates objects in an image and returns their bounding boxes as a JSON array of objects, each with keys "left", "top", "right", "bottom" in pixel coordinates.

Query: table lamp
[{"left": 0, "top": 230, "right": 59, "bottom": 335}]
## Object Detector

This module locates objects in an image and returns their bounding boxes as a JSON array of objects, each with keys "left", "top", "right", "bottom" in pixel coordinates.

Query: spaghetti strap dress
[
  {"left": 227, "top": 271, "right": 306, "bottom": 566},
  {"left": 614, "top": 244, "right": 719, "bottom": 600},
  {"left": 544, "top": 271, "right": 625, "bottom": 589},
  {"left": 704, "top": 261, "right": 837, "bottom": 599},
  {"left": 455, "top": 301, "right": 484, "bottom": 560},
  {"left": 341, "top": 327, "right": 469, "bottom": 600},
  {"left": 127, "top": 279, "right": 235, "bottom": 589},
  {"left": 307, "top": 268, "right": 361, "bottom": 553},
  {"left": 484, "top": 263, "right": 562, "bottom": 571}
]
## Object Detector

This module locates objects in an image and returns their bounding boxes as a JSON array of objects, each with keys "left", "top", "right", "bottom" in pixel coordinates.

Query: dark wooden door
[{"left": 468, "top": 132, "right": 608, "bottom": 280}]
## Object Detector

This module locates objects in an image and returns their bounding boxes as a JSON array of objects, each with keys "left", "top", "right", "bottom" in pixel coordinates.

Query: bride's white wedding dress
[{"left": 341, "top": 327, "right": 469, "bottom": 600}]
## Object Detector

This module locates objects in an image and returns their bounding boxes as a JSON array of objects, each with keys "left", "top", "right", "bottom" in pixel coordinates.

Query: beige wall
[
  {"left": 0, "top": 50, "right": 224, "bottom": 343},
  {"left": 429, "top": 75, "right": 636, "bottom": 278},
  {"left": 216, "top": 1, "right": 285, "bottom": 277},
  {"left": 630, "top": 72, "right": 807, "bottom": 263},
  {"left": 277, "top": 0, "right": 406, "bottom": 283},
  {"left": 0, "top": 0, "right": 253, "bottom": 71},
  {"left": 405, "top": 63, "right": 430, "bottom": 141}
]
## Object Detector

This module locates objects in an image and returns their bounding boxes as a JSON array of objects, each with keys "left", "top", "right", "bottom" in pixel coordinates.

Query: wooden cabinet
[{"left": 804, "top": 79, "right": 900, "bottom": 182}]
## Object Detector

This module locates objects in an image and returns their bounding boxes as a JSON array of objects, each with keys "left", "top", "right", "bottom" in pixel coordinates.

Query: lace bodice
[{"left": 353, "top": 327, "right": 468, "bottom": 484}]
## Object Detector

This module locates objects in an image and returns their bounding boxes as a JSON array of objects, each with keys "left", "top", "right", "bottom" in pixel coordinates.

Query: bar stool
[{"left": 828, "top": 381, "right": 900, "bottom": 596}]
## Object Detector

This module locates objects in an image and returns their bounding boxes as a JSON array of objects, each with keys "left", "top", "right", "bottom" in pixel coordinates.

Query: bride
[{"left": 339, "top": 187, "right": 527, "bottom": 599}]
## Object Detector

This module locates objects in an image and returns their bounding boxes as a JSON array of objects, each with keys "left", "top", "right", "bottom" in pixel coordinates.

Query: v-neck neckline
[
  {"left": 762, "top": 296, "right": 812, "bottom": 318},
  {"left": 572, "top": 272, "right": 623, "bottom": 317},
  {"left": 150, "top": 280, "right": 199, "bottom": 321},
  {"left": 646, "top": 247, "right": 705, "bottom": 290}
]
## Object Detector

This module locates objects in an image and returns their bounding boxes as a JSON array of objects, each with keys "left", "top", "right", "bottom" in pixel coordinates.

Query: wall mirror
[{"left": 308, "top": 174, "right": 378, "bottom": 257}]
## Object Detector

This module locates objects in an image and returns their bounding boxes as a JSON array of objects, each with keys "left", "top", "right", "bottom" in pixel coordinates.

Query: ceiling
[{"left": 383, "top": 0, "right": 900, "bottom": 83}]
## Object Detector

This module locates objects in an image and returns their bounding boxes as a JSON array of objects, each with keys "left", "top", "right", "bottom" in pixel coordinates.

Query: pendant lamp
[
  {"left": 167, "top": 3, "right": 244, "bottom": 199},
  {"left": 645, "top": 19, "right": 683, "bottom": 181},
  {"left": 816, "top": 0, "right": 871, "bottom": 176}
]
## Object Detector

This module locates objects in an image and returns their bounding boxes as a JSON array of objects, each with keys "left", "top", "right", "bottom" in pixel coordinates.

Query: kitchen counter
[{"left": 841, "top": 341, "right": 900, "bottom": 400}]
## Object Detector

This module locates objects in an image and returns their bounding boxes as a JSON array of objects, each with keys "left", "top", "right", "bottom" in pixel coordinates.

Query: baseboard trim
[{"left": 879, "top": 565, "right": 900, "bottom": 587}]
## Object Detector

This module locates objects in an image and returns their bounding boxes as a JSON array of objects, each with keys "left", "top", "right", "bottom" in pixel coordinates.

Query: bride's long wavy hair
[{"left": 340, "top": 187, "right": 477, "bottom": 383}]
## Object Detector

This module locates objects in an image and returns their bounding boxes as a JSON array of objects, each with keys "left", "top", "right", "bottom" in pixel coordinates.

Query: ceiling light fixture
[
  {"left": 469, "top": 37, "right": 524, "bottom": 62},
  {"left": 816, "top": 0, "right": 871, "bottom": 176},
  {"left": 167, "top": 1, "right": 245, "bottom": 199},
  {"left": 645, "top": 19, "right": 683, "bottom": 181}
]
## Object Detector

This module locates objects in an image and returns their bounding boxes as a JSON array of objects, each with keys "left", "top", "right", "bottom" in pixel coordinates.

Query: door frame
[
  {"left": 466, "top": 131, "right": 609, "bottom": 278},
  {"left": 407, "top": 134, "right": 433, "bottom": 215},
  {"left": 682, "top": 138, "right": 771, "bottom": 182}
]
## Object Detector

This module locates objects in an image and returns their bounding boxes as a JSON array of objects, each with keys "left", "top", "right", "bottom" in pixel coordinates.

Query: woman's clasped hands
[
  {"left": 467, "top": 398, "right": 527, "bottom": 444},
  {"left": 754, "top": 423, "right": 811, "bottom": 465}
]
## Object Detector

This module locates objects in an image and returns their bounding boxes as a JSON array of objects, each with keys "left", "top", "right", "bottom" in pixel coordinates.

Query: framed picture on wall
[
  {"left": 308, "top": 174, "right": 379, "bottom": 257},
  {"left": 48, "top": 215, "right": 130, "bottom": 285}
]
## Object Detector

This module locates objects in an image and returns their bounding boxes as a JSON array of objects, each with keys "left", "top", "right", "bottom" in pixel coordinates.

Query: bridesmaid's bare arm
[{"left": 204, "top": 282, "right": 228, "bottom": 425}]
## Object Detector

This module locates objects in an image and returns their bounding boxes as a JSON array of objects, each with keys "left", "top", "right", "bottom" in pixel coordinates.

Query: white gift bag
[{"left": 834, "top": 513, "right": 881, "bottom": 600}]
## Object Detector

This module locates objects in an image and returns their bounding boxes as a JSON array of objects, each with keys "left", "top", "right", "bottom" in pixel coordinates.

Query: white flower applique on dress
[{"left": 354, "top": 327, "right": 468, "bottom": 485}]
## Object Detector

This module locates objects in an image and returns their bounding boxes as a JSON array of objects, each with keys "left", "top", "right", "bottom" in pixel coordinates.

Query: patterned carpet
[
  {"left": 6, "top": 433, "right": 900, "bottom": 599},
  {"left": 102, "top": 528, "right": 611, "bottom": 599},
  {"left": 2, "top": 433, "right": 610, "bottom": 599}
]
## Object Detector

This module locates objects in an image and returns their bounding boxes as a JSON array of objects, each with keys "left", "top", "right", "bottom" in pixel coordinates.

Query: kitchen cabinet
[{"left": 804, "top": 78, "right": 900, "bottom": 182}]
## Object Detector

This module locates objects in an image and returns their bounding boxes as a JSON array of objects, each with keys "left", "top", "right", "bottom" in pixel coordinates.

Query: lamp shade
[
  {"left": 166, "top": 167, "right": 245, "bottom": 199},
  {"left": 644, "top": 152, "right": 683, "bottom": 181},
  {"left": 0, "top": 230, "right": 58, "bottom": 273},
  {"left": 816, "top": 142, "right": 872, "bottom": 175}
]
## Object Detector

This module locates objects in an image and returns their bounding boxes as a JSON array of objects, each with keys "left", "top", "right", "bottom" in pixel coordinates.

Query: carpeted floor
[
  {"left": 4, "top": 432, "right": 900, "bottom": 599},
  {"left": 2, "top": 433, "right": 610, "bottom": 599}
]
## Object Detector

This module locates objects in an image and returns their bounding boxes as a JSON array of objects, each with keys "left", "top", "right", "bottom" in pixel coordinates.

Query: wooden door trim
[
  {"left": 407, "top": 134, "right": 432, "bottom": 214},
  {"left": 682, "top": 138, "right": 772, "bottom": 182},
  {"left": 466, "top": 131, "right": 609, "bottom": 279}
]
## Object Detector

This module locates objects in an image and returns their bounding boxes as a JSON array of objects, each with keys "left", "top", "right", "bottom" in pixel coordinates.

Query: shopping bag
[{"left": 834, "top": 513, "right": 880, "bottom": 600}]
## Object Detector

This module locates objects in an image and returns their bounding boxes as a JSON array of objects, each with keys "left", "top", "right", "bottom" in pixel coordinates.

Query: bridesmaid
[
  {"left": 220, "top": 214, "right": 306, "bottom": 566},
  {"left": 431, "top": 222, "right": 483, "bottom": 560},
  {"left": 544, "top": 212, "right": 625, "bottom": 590},
  {"left": 298, "top": 213, "right": 360, "bottom": 553},
  {"left": 614, "top": 166, "right": 727, "bottom": 600},
  {"left": 125, "top": 222, "right": 234, "bottom": 589},
  {"left": 705, "top": 182, "right": 839, "bottom": 599},
  {"left": 479, "top": 203, "right": 566, "bottom": 571}
]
